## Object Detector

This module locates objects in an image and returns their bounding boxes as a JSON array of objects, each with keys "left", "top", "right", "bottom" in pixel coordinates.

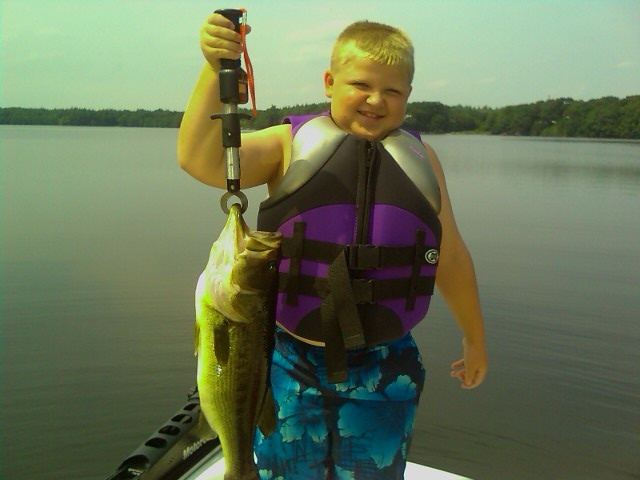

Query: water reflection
[{"left": 424, "top": 134, "right": 640, "bottom": 189}]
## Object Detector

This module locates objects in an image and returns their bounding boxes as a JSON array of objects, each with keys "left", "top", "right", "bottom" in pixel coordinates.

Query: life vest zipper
[{"left": 355, "top": 140, "right": 378, "bottom": 247}]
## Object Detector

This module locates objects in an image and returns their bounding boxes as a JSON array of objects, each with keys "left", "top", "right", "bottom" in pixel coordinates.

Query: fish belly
[{"left": 197, "top": 307, "right": 270, "bottom": 479}]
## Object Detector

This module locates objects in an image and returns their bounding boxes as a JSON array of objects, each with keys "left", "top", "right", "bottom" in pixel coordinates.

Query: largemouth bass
[{"left": 194, "top": 203, "right": 282, "bottom": 480}]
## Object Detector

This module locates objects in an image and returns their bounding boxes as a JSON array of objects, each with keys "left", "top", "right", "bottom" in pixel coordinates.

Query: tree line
[
  {"left": 1, "top": 95, "right": 638, "bottom": 139},
  {"left": 0, "top": 107, "right": 183, "bottom": 129}
]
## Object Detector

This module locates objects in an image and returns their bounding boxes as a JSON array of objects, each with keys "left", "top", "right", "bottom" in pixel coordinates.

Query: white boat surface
[
  {"left": 106, "top": 387, "right": 472, "bottom": 480},
  {"left": 181, "top": 447, "right": 472, "bottom": 480}
]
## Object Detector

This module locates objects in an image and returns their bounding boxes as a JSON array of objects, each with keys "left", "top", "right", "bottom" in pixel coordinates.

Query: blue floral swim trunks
[{"left": 254, "top": 327, "right": 426, "bottom": 479}]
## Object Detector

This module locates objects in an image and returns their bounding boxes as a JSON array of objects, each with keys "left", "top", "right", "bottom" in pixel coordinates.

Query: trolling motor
[{"left": 212, "top": 8, "right": 251, "bottom": 214}]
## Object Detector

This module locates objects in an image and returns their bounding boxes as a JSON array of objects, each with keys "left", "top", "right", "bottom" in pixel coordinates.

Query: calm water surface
[{"left": 2, "top": 126, "right": 639, "bottom": 479}]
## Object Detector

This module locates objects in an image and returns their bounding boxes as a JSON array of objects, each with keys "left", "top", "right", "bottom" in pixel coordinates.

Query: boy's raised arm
[{"left": 178, "top": 13, "right": 290, "bottom": 191}]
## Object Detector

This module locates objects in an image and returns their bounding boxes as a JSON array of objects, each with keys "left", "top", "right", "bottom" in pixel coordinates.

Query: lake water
[{"left": 2, "top": 126, "right": 639, "bottom": 480}]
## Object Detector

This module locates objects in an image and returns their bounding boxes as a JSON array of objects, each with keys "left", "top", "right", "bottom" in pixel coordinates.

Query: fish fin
[
  {"left": 214, "top": 322, "right": 230, "bottom": 365},
  {"left": 194, "top": 408, "right": 216, "bottom": 440},
  {"left": 257, "top": 386, "right": 277, "bottom": 437},
  {"left": 194, "top": 321, "right": 200, "bottom": 356}
]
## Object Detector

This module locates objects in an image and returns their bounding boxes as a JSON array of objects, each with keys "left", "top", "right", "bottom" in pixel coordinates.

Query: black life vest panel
[{"left": 257, "top": 115, "right": 442, "bottom": 382}]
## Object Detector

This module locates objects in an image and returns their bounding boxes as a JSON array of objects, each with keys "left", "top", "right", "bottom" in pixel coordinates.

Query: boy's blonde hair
[{"left": 331, "top": 21, "right": 415, "bottom": 83}]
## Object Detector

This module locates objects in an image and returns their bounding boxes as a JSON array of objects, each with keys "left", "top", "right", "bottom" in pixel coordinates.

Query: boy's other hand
[{"left": 450, "top": 337, "right": 487, "bottom": 389}]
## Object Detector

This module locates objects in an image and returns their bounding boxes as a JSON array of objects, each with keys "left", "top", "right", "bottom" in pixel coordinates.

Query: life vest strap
[
  {"left": 284, "top": 222, "right": 306, "bottom": 306},
  {"left": 279, "top": 273, "right": 435, "bottom": 303},
  {"left": 407, "top": 229, "right": 426, "bottom": 310},
  {"left": 281, "top": 236, "right": 439, "bottom": 269},
  {"left": 321, "top": 251, "right": 367, "bottom": 383}
]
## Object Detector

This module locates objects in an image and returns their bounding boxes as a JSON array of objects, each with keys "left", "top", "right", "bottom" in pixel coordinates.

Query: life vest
[{"left": 257, "top": 114, "right": 442, "bottom": 382}]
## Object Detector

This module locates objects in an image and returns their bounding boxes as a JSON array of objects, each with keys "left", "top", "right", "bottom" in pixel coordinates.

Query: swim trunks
[{"left": 254, "top": 327, "right": 426, "bottom": 479}]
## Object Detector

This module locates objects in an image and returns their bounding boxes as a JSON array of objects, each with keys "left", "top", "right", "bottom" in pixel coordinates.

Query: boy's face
[{"left": 324, "top": 55, "right": 412, "bottom": 141}]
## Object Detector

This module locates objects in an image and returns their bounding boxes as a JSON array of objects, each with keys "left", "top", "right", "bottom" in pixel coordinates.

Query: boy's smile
[{"left": 324, "top": 55, "right": 412, "bottom": 141}]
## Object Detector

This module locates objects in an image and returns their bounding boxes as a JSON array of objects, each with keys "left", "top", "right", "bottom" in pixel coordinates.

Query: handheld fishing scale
[{"left": 212, "top": 8, "right": 253, "bottom": 214}]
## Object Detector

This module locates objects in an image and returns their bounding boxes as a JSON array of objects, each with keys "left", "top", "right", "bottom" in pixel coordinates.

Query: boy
[{"left": 178, "top": 13, "right": 487, "bottom": 480}]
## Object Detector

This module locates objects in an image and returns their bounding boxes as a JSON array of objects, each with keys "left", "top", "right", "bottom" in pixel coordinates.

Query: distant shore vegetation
[{"left": 1, "top": 95, "right": 638, "bottom": 139}]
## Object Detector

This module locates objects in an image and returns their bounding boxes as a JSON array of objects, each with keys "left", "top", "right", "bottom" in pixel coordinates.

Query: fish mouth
[
  {"left": 245, "top": 232, "right": 283, "bottom": 253},
  {"left": 249, "top": 230, "right": 283, "bottom": 242}
]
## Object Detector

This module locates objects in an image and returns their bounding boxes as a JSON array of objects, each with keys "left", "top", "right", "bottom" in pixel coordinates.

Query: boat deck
[{"left": 183, "top": 449, "right": 472, "bottom": 480}]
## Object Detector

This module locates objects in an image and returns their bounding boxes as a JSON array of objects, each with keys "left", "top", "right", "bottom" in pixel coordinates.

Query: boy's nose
[{"left": 366, "top": 92, "right": 383, "bottom": 105}]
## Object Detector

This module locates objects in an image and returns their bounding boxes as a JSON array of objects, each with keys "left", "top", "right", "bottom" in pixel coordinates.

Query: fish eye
[{"left": 266, "top": 260, "right": 278, "bottom": 271}]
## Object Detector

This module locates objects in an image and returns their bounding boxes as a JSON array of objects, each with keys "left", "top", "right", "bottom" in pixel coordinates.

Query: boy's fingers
[
  {"left": 203, "top": 25, "right": 241, "bottom": 45},
  {"left": 207, "top": 12, "right": 235, "bottom": 29},
  {"left": 450, "top": 358, "right": 464, "bottom": 368},
  {"left": 450, "top": 359, "right": 485, "bottom": 389},
  {"left": 206, "top": 13, "right": 251, "bottom": 37},
  {"left": 461, "top": 367, "right": 486, "bottom": 389}
]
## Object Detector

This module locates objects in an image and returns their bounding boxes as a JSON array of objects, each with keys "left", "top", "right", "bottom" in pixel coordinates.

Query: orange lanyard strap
[{"left": 239, "top": 8, "right": 257, "bottom": 117}]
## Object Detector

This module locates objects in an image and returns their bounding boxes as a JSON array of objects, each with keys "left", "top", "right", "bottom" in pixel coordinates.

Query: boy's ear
[{"left": 323, "top": 70, "right": 334, "bottom": 98}]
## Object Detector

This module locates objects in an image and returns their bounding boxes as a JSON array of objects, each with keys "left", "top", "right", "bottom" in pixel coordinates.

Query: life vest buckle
[
  {"left": 351, "top": 279, "right": 375, "bottom": 303},
  {"left": 346, "top": 244, "right": 381, "bottom": 270}
]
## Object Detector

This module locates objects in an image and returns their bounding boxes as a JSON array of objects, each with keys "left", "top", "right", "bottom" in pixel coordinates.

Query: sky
[{"left": 2, "top": 0, "right": 639, "bottom": 111}]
